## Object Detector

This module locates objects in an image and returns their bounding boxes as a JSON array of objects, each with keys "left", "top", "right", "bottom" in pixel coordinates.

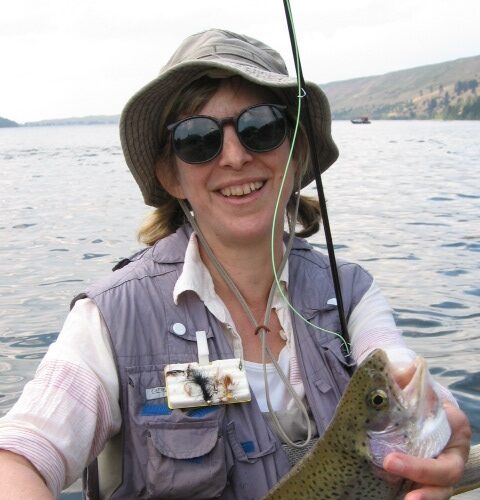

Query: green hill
[
  {"left": 0, "top": 116, "right": 19, "bottom": 127},
  {"left": 321, "top": 54, "right": 480, "bottom": 120},
  {"left": 5, "top": 55, "right": 480, "bottom": 125},
  {"left": 24, "top": 115, "right": 119, "bottom": 126}
]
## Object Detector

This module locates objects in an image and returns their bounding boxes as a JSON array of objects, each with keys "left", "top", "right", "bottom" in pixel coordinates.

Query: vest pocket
[
  {"left": 145, "top": 418, "right": 227, "bottom": 499},
  {"left": 226, "top": 421, "right": 277, "bottom": 463},
  {"left": 322, "top": 337, "right": 355, "bottom": 389}
]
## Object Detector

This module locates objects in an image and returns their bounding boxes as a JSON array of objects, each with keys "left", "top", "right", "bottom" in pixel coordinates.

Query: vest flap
[
  {"left": 322, "top": 337, "right": 354, "bottom": 366},
  {"left": 148, "top": 420, "right": 219, "bottom": 459},
  {"left": 302, "top": 302, "right": 338, "bottom": 320}
]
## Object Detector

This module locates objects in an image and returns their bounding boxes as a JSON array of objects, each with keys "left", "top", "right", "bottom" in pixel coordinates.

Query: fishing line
[
  {"left": 270, "top": 0, "right": 350, "bottom": 354},
  {"left": 283, "top": 0, "right": 352, "bottom": 351}
]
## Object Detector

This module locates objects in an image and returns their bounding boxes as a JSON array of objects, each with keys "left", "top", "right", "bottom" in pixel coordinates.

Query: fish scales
[{"left": 264, "top": 349, "right": 451, "bottom": 499}]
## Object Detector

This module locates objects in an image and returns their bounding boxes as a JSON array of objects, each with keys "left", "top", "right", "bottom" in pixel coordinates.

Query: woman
[{"left": 0, "top": 29, "right": 470, "bottom": 499}]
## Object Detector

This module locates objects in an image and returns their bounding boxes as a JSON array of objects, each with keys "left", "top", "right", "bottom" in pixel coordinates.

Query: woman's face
[{"left": 160, "top": 79, "right": 296, "bottom": 249}]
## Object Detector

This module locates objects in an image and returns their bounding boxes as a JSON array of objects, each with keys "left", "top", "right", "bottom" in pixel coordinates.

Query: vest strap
[{"left": 82, "top": 458, "right": 100, "bottom": 500}]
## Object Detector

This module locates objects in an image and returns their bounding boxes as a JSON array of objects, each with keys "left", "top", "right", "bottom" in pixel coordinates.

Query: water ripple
[
  {"left": 0, "top": 333, "right": 59, "bottom": 350},
  {"left": 12, "top": 223, "right": 37, "bottom": 229},
  {"left": 82, "top": 252, "right": 110, "bottom": 260},
  {"left": 438, "top": 269, "right": 468, "bottom": 276},
  {"left": 431, "top": 301, "right": 469, "bottom": 309}
]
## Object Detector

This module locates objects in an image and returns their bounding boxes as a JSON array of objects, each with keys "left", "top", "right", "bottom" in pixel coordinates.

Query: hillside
[
  {"left": 321, "top": 54, "right": 480, "bottom": 119},
  {"left": 0, "top": 116, "right": 19, "bottom": 127},
  {"left": 24, "top": 115, "right": 119, "bottom": 126},
  {"left": 5, "top": 55, "right": 479, "bottom": 125}
]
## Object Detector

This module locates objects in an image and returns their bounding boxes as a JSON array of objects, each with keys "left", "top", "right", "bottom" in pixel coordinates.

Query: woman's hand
[{"left": 384, "top": 402, "right": 472, "bottom": 500}]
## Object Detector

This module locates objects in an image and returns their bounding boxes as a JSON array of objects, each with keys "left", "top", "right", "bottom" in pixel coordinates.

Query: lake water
[{"left": 0, "top": 120, "right": 479, "bottom": 497}]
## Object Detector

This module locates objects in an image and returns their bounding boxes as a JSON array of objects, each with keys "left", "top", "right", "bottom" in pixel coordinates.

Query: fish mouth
[
  {"left": 397, "top": 356, "right": 441, "bottom": 422},
  {"left": 219, "top": 181, "right": 264, "bottom": 197},
  {"left": 368, "top": 355, "right": 451, "bottom": 467},
  {"left": 402, "top": 357, "right": 451, "bottom": 456},
  {"left": 399, "top": 356, "right": 428, "bottom": 404}
]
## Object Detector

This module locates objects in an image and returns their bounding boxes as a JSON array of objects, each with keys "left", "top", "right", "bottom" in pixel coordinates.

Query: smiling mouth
[{"left": 220, "top": 181, "right": 264, "bottom": 197}]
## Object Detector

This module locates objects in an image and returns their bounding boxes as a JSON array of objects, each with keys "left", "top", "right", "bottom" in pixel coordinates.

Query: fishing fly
[{"left": 185, "top": 365, "right": 214, "bottom": 403}]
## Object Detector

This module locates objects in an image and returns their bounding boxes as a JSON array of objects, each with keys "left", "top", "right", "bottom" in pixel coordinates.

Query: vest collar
[{"left": 150, "top": 223, "right": 312, "bottom": 265}]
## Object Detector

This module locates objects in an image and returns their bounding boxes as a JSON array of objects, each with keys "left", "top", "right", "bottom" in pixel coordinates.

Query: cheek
[
  {"left": 174, "top": 165, "right": 211, "bottom": 201},
  {"left": 155, "top": 159, "right": 186, "bottom": 199},
  {"left": 281, "top": 154, "right": 298, "bottom": 193},
  {"left": 277, "top": 140, "right": 297, "bottom": 175}
]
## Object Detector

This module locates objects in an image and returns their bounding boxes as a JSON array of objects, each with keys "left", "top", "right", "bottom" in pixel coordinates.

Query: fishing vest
[{"left": 80, "top": 225, "right": 373, "bottom": 499}]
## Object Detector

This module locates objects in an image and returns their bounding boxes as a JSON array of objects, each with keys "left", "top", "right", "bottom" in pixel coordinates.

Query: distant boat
[{"left": 351, "top": 116, "right": 371, "bottom": 124}]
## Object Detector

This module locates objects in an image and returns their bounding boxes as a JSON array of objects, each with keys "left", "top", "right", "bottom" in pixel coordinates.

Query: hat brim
[{"left": 120, "top": 59, "right": 338, "bottom": 208}]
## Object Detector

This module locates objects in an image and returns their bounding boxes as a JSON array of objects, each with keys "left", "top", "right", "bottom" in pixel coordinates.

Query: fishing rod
[{"left": 282, "top": 0, "right": 351, "bottom": 350}]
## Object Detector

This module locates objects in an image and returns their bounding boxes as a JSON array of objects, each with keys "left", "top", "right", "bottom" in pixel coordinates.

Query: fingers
[
  {"left": 404, "top": 485, "right": 454, "bottom": 500},
  {"left": 383, "top": 404, "right": 472, "bottom": 500},
  {"left": 443, "top": 402, "right": 472, "bottom": 464},
  {"left": 384, "top": 452, "right": 464, "bottom": 487}
]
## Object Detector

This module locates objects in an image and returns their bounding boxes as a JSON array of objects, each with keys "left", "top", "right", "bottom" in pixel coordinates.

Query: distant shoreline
[
  {"left": 0, "top": 115, "right": 120, "bottom": 128},
  {"left": 3, "top": 117, "right": 480, "bottom": 129},
  {"left": 3, "top": 53, "right": 479, "bottom": 127}
]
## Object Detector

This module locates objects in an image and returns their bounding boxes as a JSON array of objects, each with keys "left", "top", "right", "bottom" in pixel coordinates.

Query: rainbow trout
[{"left": 265, "top": 349, "right": 451, "bottom": 499}]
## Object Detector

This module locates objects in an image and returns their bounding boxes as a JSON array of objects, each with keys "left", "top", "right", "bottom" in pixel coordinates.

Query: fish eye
[{"left": 367, "top": 389, "right": 389, "bottom": 410}]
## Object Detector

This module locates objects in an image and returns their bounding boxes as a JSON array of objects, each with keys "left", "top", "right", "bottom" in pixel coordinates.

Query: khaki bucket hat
[{"left": 120, "top": 28, "right": 338, "bottom": 208}]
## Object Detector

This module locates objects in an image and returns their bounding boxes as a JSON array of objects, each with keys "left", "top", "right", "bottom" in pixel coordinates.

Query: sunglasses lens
[
  {"left": 170, "top": 105, "right": 287, "bottom": 164},
  {"left": 172, "top": 117, "right": 221, "bottom": 163},
  {"left": 238, "top": 105, "right": 287, "bottom": 152}
]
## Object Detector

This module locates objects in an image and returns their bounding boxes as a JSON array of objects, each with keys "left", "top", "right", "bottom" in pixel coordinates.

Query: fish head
[{"left": 352, "top": 349, "right": 451, "bottom": 468}]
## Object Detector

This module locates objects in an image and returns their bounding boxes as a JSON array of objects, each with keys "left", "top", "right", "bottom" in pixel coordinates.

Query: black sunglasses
[{"left": 167, "top": 103, "right": 288, "bottom": 164}]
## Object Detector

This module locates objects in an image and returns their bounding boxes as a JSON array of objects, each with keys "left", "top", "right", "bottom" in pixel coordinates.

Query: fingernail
[{"left": 387, "top": 457, "right": 405, "bottom": 474}]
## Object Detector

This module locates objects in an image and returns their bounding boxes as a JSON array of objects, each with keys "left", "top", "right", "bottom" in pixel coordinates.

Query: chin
[{"left": 229, "top": 228, "right": 274, "bottom": 246}]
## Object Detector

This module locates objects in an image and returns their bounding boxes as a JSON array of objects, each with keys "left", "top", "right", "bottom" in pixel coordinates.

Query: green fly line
[{"left": 270, "top": 0, "right": 350, "bottom": 354}]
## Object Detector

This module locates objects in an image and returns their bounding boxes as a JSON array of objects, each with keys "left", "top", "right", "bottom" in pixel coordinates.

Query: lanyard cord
[
  {"left": 283, "top": 0, "right": 351, "bottom": 350},
  {"left": 179, "top": 198, "right": 312, "bottom": 448}
]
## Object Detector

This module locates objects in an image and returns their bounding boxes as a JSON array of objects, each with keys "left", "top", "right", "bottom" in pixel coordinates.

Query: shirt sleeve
[
  {"left": 348, "top": 279, "right": 414, "bottom": 364},
  {"left": 0, "top": 298, "right": 121, "bottom": 496},
  {"left": 348, "top": 280, "right": 458, "bottom": 406}
]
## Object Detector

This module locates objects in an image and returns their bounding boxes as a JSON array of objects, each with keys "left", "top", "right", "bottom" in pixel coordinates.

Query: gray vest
[{"left": 81, "top": 225, "right": 373, "bottom": 499}]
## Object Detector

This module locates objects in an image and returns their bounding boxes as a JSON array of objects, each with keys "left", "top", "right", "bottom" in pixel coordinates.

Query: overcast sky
[{"left": 1, "top": 0, "right": 479, "bottom": 123}]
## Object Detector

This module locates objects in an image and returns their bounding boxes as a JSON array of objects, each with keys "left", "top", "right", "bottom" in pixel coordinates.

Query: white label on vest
[{"left": 146, "top": 386, "right": 167, "bottom": 400}]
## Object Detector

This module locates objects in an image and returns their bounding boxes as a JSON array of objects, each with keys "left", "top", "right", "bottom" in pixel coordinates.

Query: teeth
[{"left": 220, "top": 181, "right": 264, "bottom": 197}]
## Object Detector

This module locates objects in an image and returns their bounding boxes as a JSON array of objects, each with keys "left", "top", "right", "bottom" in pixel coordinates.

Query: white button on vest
[{"left": 170, "top": 322, "right": 186, "bottom": 336}]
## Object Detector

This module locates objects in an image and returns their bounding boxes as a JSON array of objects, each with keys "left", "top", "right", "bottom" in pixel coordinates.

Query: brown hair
[{"left": 138, "top": 76, "right": 321, "bottom": 245}]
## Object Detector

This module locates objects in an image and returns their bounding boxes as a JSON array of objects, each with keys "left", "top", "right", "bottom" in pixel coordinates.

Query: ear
[{"left": 155, "top": 160, "right": 186, "bottom": 199}]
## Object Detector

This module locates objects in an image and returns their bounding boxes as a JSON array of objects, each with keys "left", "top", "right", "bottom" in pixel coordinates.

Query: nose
[{"left": 218, "top": 123, "right": 253, "bottom": 170}]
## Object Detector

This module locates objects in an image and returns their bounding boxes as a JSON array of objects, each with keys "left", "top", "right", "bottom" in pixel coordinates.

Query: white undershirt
[{"left": 243, "top": 349, "right": 291, "bottom": 412}]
